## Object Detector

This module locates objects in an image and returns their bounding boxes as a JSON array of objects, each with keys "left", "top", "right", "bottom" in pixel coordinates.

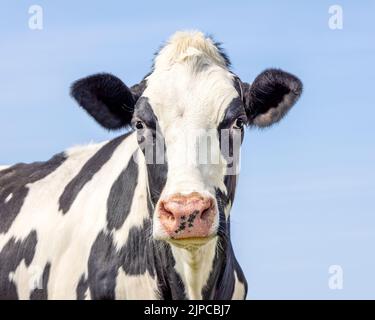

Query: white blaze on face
[{"left": 144, "top": 31, "right": 239, "bottom": 200}]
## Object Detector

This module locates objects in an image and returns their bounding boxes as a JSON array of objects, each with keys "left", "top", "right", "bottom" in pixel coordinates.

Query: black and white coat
[{"left": 0, "top": 31, "right": 302, "bottom": 300}]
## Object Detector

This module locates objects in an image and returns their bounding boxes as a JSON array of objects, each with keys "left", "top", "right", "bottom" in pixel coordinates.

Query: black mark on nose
[
  {"left": 175, "top": 221, "right": 187, "bottom": 233},
  {"left": 187, "top": 210, "right": 199, "bottom": 228}
]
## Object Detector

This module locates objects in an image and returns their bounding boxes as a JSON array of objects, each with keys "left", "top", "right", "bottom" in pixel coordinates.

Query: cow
[{"left": 0, "top": 31, "right": 302, "bottom": 300}]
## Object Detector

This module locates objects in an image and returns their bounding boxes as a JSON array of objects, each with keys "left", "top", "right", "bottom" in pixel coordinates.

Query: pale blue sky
[{"left": 1, "top": 1, "right": 374, "bottom": 299}]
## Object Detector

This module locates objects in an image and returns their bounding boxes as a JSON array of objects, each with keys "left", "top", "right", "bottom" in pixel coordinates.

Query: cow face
[{"left": 71, "top": 31, "right": 302, "bottom": 247}]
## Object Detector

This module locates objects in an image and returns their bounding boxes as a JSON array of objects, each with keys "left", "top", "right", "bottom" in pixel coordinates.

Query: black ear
[
  {"left": 71, "top": 73, "right": 137, "bottom": 130},
  {"left": 244, "top": 69, "right": 303, "bottom": 127}
]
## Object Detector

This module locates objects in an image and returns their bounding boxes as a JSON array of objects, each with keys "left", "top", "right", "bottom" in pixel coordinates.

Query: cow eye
[
  {"left": 233, "top": 117, "right": 245, "bottom": 130},
  {"left": 135, "top": 120, "right": 144, "bottom": 130}
]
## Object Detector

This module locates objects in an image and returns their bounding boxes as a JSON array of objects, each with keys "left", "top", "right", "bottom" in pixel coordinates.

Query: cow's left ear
[
  {"left": 71, "top": 73, "right": 141, "bottom": 130},
  {"left": 243, "top": 69, "right": 303, "bottom": 127}
]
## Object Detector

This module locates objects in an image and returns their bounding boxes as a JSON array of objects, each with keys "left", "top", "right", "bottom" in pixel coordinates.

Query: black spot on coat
[
  {"left": 106, "top": 153, "right": 139, "bottom": 230},
  {"left": 87, "top": 219, "right": 157, "bottom": 299},
  {"left": 29, "top": 262, "right": 51, "bottom": 300},
  {"left": 76, "top": 274, "right": 89, "bottom": 300},
  {"left": 0, "top": 154, "right": 66, "bottom": 234},
  {"left": 0, "top": 231, "right": 38, "bottom": 300},
  {"left": 154, "top": 243, "right": 186, "bottom": 300},
  {"left": 59, "top": 133, "right": 131, "bottom": 214},
  {"left": 87, "top": 231, "right": 119, "bottom": 300},
  {"left": 87, "top": 218, "right": 186, "bottom": 300}
]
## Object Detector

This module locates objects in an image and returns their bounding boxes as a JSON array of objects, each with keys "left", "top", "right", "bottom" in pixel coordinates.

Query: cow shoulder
[{"left": 0, "top": 153, "right": 66, "bottom": 234}]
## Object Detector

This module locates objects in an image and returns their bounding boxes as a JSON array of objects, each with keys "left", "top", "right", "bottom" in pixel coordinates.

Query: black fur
[
  {"left": 87, "top": 218, "right": 186, "bottom": 300},
  {"left": 217, "top": 97, "right": 244, "bottom": 207},
  {"left": 0, "top": 231, "right": 38, "bottom": 299},
  {"left": 154, "top": 243, "right": 186, "bottom": 300},
  {"left": 133, "top": 98, "right": 168, "bottom": 206},
  {"left": 201, "top": 189, "right": 247, "bottom": 299},
  {"left": 71, "top": 73, "right": 136, "bottom": 130},
  {"left": 133, "top": 97, "right": 158, "bottom": 130},
  {"left": 0, "top": 153, "right": 66, "bottom": 234},
  {"left": 29, "top": 262, "right": 51, "bottom": 300},
  {"left": 217, "top": 97, "right": 246, "bottom": 129},
  {"left": 130, "top": 79, "right": 147, "bottom": 101},
  {"left": 244, "top": 68, "right": 303, "bottom": 125},
  {"left": 76, "top": 274, "right": 89, "bottom": 300},
  {"left": 202, "top": 234, "right": 247, "bottom": 299},
  {"left": 107, "top": 153, "right": 139, "bottom": 230},
  {"left": 146, "top": 161, "right": 168, "bottom": 207},
  {"left": 87, "top": 230, "right": 119, "bottom": 300},
  {"left": 201, "top": 237, "right": 235, "bottom": 299},
  {"left": 119, "top": 218, "right": 156, "bottom": 277}
]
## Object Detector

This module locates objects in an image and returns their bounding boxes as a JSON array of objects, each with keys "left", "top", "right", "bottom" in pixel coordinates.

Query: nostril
[
  {"left": 200, "top": 207, "right": 211, "bottom": 220},
  {"left": 159, "top": 195, "right": 215, "bottom": 224},
  {"left": 160, "top": 202, "right": 175, "bottom": 220},
  {"left": 200, "top": 200, "right": 214, "bottom": 221}
]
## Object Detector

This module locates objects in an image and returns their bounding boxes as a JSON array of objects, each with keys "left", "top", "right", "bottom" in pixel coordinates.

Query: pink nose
[{"left": 158, "top": 193, "right": 216, "bottom": 239}]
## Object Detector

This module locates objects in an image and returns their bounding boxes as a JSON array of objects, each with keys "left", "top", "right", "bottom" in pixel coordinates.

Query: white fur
[
  {"left": 10, "top": 262, "right": 30, "bottom": 300},
  {"left": 154, "top": 31, "right": 228, "bottom": 71},
  {"left": 116, "top": 269, "right": 158, "bottom": 300},
  {"left": 65, "top": 141, "right": 108, "bottom": 157},
  {"left": 171, "top": 238, "right": 217, "bottom": 299},
  {"left": 0, "top": 165, "right": 9, "bottom": 171},
  {"left": 5, "top": 193, "right": 13, "bottom": 203},
  {"left": 231, "top": 271, "right": 246, "bottom": 300}
]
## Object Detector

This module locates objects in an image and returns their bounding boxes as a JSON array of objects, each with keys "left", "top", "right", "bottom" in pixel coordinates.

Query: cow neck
[
  {"left": 140, "top": 152, "right": 235, "bottom": 299},
  {"left": 150, "top": 226, "right": 235, "bottom": 300}
]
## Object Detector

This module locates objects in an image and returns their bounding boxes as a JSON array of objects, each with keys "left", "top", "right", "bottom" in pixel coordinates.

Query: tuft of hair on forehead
[{"left": 153, "top": 31, "right": 230, "bottom": 72}]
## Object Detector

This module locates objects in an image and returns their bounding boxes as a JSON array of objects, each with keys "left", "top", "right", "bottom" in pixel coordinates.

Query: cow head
[{"left": 71, "top": 31, "right": 302, "bottom": 248}]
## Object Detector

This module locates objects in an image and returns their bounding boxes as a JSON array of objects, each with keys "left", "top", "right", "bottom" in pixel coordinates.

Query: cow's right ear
[{"left": 71, "top": 73, "right": 137, "bottom": 130}]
